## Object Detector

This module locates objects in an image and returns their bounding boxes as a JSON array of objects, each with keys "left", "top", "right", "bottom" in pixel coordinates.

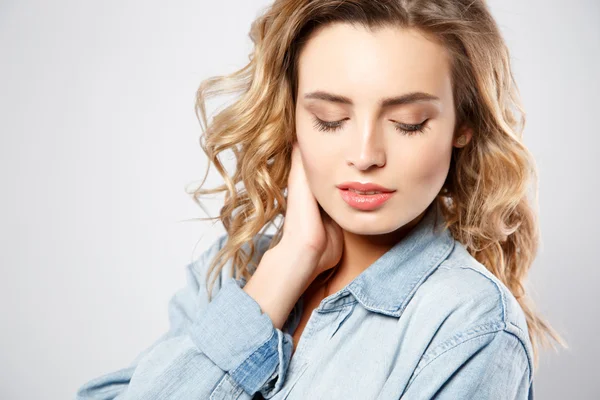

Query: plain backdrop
[{"left": 1, "top": 0, "right": 598, "bottom": 399}]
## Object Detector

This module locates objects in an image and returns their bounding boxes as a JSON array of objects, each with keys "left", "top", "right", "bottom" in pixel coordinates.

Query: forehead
[{"left": 296, "top": 23, "right": 453, "bottom": 106}]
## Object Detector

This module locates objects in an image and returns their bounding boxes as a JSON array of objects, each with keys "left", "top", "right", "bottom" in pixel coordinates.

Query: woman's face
[{"left": 294, "top": 23, "right": 470, "bottom": 237}]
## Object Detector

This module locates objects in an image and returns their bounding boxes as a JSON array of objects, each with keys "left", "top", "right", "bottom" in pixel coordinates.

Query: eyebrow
[{"left": 303, "top": 90, "right": 440, "bottom": 108}]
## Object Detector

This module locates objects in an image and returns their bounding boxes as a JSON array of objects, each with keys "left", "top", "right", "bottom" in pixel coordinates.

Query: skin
[{"left": 293, "top": 22, "right": 473, "bottom": 298}]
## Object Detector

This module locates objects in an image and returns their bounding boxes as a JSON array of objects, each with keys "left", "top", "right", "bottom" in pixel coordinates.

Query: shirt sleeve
[
  {"left": 400, "top": 329, "right": 533, "bottom": 400},
  {"left": 74, "top": 233, "right": 294, "bottom": 400}
]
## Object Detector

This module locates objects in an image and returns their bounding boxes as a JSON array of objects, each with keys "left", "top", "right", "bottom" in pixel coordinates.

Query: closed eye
[{"left": 311, "top": 116, "right": 429, "bottom": 136}]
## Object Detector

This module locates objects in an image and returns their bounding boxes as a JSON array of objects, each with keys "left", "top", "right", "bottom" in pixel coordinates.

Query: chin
[{"left": 333, "top": 211, "right": 409, "bottom": 235}]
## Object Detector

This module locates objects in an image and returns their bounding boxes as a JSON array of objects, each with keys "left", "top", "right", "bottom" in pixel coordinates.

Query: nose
[{"left": 346, "top": 122, "right": 386, "bottom": 170}]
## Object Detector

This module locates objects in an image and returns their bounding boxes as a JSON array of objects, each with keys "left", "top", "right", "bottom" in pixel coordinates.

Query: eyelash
[{"left": 311, "top": 117, "right": 429, "bottom": 136}]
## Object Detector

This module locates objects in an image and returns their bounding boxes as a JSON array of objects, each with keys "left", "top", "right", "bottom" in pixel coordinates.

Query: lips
[
  {"left": 345, "top": 188, "right": 384, "bottom": 195},
  {"left": 336, "top": 181, "right": 395, "bottom": 193},
  {"left": 338, "top": 187, "right": 395, "bottom": 210}
]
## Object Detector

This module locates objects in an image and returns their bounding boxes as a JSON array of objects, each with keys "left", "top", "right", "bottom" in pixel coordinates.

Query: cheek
[
  {"left": 401, "top": 140, "right": 452, "bottom": 185},
  {"left": 295, "top": 120, "right": 332, "bottom": 182},
  {"left": 295, "top": 136, "right": 329, "bottom": 186},
  {"left": 300, "top": 147, "right": 330, "bottom": 185}
]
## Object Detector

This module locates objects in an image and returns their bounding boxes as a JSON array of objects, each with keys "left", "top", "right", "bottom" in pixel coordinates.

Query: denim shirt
[{"left": 75, "top": 203, "right": 534, "bottom": 399}]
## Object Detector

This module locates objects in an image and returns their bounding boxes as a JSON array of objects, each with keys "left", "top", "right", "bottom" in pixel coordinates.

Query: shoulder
[{"left": 410, "top": 239, "right": 534, "bottom": 380}]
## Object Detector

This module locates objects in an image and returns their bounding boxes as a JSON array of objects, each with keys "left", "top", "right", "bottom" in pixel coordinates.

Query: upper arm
[{"left": 401, "top": 329, "right": 532, "bottom": 400}]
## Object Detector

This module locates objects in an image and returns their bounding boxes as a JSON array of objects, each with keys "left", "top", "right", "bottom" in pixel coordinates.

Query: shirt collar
[{"left": 325, "top": 202, "right": 455, "bottom": 318}]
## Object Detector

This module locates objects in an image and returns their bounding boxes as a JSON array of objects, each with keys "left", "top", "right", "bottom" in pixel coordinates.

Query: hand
[{"left": 280, "top": 142, "right": 345, "bottom": 280}]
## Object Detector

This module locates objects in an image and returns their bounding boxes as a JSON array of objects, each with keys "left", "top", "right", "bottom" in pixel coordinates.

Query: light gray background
[{"left": 1, "top": 1, "right": 598, "bottom": 399}]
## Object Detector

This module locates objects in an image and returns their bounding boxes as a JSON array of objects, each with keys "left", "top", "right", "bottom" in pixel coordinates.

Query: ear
[{"left": 453, "top": 124, "right": 473, "bottom": 148}]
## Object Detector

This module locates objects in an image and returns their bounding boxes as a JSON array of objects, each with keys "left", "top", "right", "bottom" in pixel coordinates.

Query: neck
[{"left": 324, "top": 205, "right": 430, "bottom": 295}]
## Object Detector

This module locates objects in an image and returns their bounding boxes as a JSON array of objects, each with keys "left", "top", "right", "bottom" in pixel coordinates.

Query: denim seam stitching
[
  {"left": 503, "top": 326, "right": 534, "bottom": 385},
  {"left": 440, "top": 260, "right": 507, "bottom": 324},
  {"left": 406, "top": 327, "right": 505, "bottom": 393},
  {"left": 417, "top": 320, "right": 505, "bottom": 368}
]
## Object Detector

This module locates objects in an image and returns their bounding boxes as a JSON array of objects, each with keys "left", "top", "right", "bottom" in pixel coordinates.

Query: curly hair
[{"left": 184, "top": 0, "right": 567, "bottom": 371}]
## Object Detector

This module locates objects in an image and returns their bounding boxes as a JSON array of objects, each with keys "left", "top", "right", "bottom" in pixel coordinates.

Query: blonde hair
[{"left": 186, "top": 0, "right": 567, "bottom": 371}]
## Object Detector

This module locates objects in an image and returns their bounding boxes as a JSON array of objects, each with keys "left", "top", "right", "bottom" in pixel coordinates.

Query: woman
[{"left": 76, "top": 0, "right": 566, "bottom": 398}]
